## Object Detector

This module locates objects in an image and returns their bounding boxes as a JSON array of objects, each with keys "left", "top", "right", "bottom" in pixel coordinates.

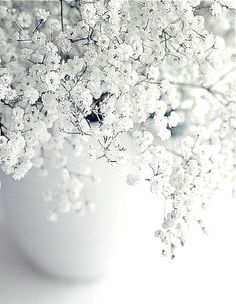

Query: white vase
[{"left": 0, "top": 142, "right": 156, "bottom": 281}]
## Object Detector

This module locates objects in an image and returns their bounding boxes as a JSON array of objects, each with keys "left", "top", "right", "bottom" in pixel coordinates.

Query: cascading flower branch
[{"left": 0, "top": 0, "right": 235, "bottom": 258}]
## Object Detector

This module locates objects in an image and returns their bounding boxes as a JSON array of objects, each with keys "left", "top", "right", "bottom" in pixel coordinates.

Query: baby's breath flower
[
  {"left": 47, "top": 211, "right": 58, "bottom": 222},
  {"left": 24, "top": 87, "right": 39, "bottom": 104},
  {"left": 32, "top": 31, "right": 47, "bottom": 45},
  {"left": 126, "top": 173, "right": 141, "bottom": 186},
  {"left": 45, "top": 71, "right": 60, "bottom": 92},
  {"left": 0, "top": 0, "right": 234, "bottom": 258},
  {"left": 168, "top": 111, "right": 180, "bottom": 128},
  {"left": 48, "top": 18, "right": 61, "bottom": 32},
  {"left": 56, "top": 32, "right": 71, "bottom": 53},
  {"left": 35, "top": 8, "right": 50, "bottom": 22}
]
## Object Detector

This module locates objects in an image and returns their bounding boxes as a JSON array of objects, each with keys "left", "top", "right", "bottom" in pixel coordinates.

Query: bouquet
[{"left": 0, "top": 0, "right": 235, "bottom": 258}]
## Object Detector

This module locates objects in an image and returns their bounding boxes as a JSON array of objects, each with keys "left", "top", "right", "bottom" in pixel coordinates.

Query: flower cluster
[{"left": 0, "top": 0, "right": 235, "bottom": 256}]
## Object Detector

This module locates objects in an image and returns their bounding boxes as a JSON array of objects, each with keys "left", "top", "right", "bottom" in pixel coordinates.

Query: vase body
[{"left": 0, "top": 144, "right": 156, "bottom": 280}]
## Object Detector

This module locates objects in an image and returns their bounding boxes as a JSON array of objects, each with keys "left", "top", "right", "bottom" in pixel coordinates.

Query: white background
[{"left": 0, "top": 185, "right": 235, "bottom": 304}]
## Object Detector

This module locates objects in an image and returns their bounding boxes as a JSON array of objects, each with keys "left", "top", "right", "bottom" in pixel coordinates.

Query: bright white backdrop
[{"left": 0, "top": 184, "right": 235, "bottom": 304}]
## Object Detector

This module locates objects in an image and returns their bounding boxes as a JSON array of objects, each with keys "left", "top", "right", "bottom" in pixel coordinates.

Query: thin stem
[
  {"left": 170, "top": 81, "right": 203, "bottom": 89},
  {"left": 184, "top": 134, "right": 199, "bottom": 166},
  {"left": 13, "top": 17, "right": 24, "bottom": 31},
  {"left": 59, "top": 0, "right": 64, "bottom": 31},
  {"left": 170, "top": 80, "right": 229, "bottom": 106},
  {"left": 208, "top": 66, "right": 236, "bottom": 89},
  {"left": 33, "top": 19, "right": 43, "bottom": 34},
  {"left": 166, "top": 148, "right": 183, "bottom": 159}
]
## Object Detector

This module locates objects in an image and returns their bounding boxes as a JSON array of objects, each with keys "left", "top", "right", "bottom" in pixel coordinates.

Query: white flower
[
  {"left": 0, "top": 0, "right": 234, "bottom": 257},
  {"left": 48, "top": 18, "right": 61, "bottom": 31},
  {"left": 82, "top": 3, "right": 97, "bottom": 26},
  {"left": 12, "top": 107, "right": 24, "bottom": 120},
  {"left": 76, "top": 21, "right": 90, "bottom": 38},
  {"left": 115, "top": 117, "right": 133, "bottom": 132},
  {"left": 21, "top": 48, "right": 34, "bottom": 59},
  {"left": 188, "top": 0, "right": 201, "bottom": 7},
  {"left": 42, "top": 92, "right": 58, "bottom": 113},
  {"left": 97, "top": 35, "right": 110, "bottom": 49},
  {"left": 132, "top": 130, "right": 154, "bottom": 152},
  {"left": 58, "top": 198, "right": 71, "bottom": 213},
  {"left": 160, "top": 79, "right": 171, "bottom": 94},
  {"left": 32, "top": 31, "right": 47, "bottom": 45},
  {"left": 24, "top": 87, "right": 39, "bottom": 104},
  {"left": 88, "top": 144, "right": 97, "bottom": 161},
  {"left": 65, "top": 25, "right": 78, "bottom": 40},
  {"left": 214, "top": 36, "right": 225, "bottom": 49},
  {"left": 126, "top": 173, "right": 141, "bottom": 186},
  {"left": 13, "top": 160, "right": 32, "bottom": 180},
  {"left": 47, "top": 211, "right": 58, "bottom": 222},
  {"left": 205, "top": 33, "right": 215, "bottom": 49},
  {"left": 84, "top": 48, "right": 97, "bottom": 66},
  {"left": 211, "top": 1, "right": 223, "bottom": 17},
  {"left": 147, "top": 66, "right": 160, "bottom": 81},
  {"left": 45, "top": 71, "right": 60, "bottom": 92},
  {"left": 168, "top": 111, "right": 180, "bottom": 128},
  {"left": 35, "top": 8, "right": 50, "bottom": 22},
  {"left": 79, "top": 89, "right": 93, "bottom": 114},
  {"left": 56, "top": 32, "right": 71, "bottom": 53},
  {"left": 131, "top": 37, "right": 143, "bottom": 57}
]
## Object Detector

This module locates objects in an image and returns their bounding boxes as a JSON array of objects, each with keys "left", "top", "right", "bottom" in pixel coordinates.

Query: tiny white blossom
[
  {"left": 24, "top": 87, "right": 39, "bottom": 104},
  {"left": 126, "top": 173, "right": 141, "bottom": 186},
  {"left": 47, "top": 211, "right": 58, "bottom": 222},
  {"left": 45, "top": 72, "right": 60, "bottom": 92},
  {"left": 35, "top": 8, "right": 50, "bottom": 22},
  {"left": 168, "top": 111, "right": 180, "bottom": 128}
]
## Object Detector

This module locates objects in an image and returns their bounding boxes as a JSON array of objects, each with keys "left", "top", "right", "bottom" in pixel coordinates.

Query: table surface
[{"left": 0, "top": 186, "right": 235, "bottom": 304}]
